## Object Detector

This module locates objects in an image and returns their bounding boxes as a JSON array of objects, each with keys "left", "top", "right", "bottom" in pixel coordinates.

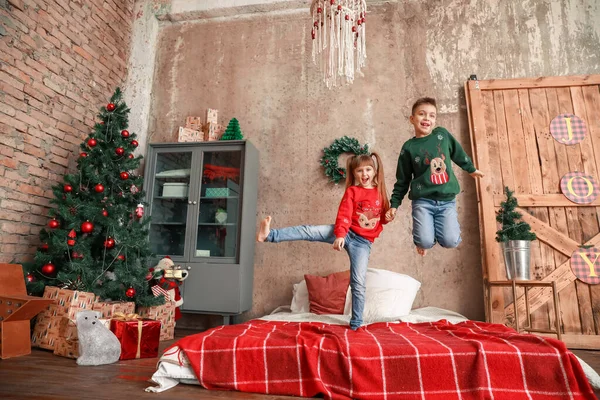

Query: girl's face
[{"left": 354, "top": 164, "right": 375, "bottom": 188}]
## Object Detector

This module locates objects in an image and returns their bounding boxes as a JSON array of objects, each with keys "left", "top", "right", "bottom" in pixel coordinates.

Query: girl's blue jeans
[
  {"left": 411, "top": 198, "right": 461, "bottom": 249},
  {"left": 267, "top": 224, "right": 371, "bottom": 330}
]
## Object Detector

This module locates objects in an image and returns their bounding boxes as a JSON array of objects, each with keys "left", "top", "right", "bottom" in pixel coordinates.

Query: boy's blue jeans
[
  {"left": 411, "top": 198, "right": 461, "bottom": 249},
  {"left": 267, "top": 224, "right": 371, "bottom": 330}
]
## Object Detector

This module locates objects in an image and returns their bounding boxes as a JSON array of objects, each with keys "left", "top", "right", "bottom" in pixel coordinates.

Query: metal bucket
[{"left": 501, "top": 240, "right": 531, "bottom": 280}]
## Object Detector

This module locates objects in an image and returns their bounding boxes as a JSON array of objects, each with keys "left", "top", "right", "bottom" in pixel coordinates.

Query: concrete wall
[
  {"left": 0, "top": 0, "right": 135, "bottom": 262},
  {"left": 142, "top": 0, "right": 600, "bottom": 324}
]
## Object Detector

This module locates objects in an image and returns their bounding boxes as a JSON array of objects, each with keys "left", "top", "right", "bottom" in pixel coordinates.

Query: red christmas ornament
[
  {"left": 67, "top": 239, "right": 75, "bottom": 246},
  {"left": 135, "top": 203, "right": 144, "bottom": 219},
  {"left": 117, "top": 254, "right": 126, "bottom": 261},
  {"left": 64, "top": 184, "right": 73, "bottom": 193},
  {"left": 128, "top": 154, "right": 134, "bottom": 159},
  {"left": 121, "top": 129, "right": 130, "bottom": 138},
  {"left": 80, "top": 152, "right": 88, "bottom": 158},
  {"left": 104, "top": 237, "right": 115, "bottom": 249},
  {"left": 72, "top": 251, "right": 84, "bottom": 259},
  {"left": 120, "top": 171, "right": 129, "bottom": 180},
  {"left": 81, "top": 220, "right": 94, "bottom": 233},
  {"left": 125, "top": 287, "right": 136, "bottom": 298},
  {"left": 40, "top": 243, "right": 49, "bottom": 252},
  {"left": 94, "top": 183, "right": 104, "bottom": 193},
  {"left": 41, "top": 262, "right": 56, "bottom": 276},
  {"left": 68, "top": 229, "right": 76, "bottom": 238},
  {"left": 48, "top": 219, "right": 59, "bottom": 229},
  {"left": 115, "top": 147, "right": 125, "bottom": 156},
  {"left": 102, "top": 209, "right": 108, "bottom": 217},
  {"left": 130, "top": 140, "right": 138, "bottom": 148},
  {"left": 87, "top": 138, "right": 97, "bottom": 147},
  {"left": 26, "top": 273, "right": 36, "bottom": 283},
  {"left": 106, "top": 103, "right": 115, "bottom": 112}
]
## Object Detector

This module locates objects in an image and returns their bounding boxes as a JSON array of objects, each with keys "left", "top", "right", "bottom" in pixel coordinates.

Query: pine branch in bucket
[{"left": 495, "top": 186, "right": 537, "bottom": 242}]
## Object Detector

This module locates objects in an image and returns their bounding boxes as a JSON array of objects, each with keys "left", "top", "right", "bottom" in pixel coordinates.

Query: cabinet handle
[
  {"left": 192, "top": 201, "right": 197, "bottom": 205},
  {"left": 188, "top": 200, "right": 192, "bottom": 204},
  {"left": 187, "top": 266, "right": 191, "bottom": 270}
]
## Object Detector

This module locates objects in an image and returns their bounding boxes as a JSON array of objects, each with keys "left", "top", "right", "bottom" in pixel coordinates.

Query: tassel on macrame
[{"left": 311, "top": 0, "right": 367, "bottom": 89}]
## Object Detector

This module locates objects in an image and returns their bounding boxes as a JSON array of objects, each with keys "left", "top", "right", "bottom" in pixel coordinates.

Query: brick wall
[{"left": 0, "top": 0, "right": 135, "bottom": 262}]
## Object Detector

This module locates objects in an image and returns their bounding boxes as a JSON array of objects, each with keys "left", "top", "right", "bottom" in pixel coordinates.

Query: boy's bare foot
[
  {"left": 416, "top": 246, "right": 427, "bottom": 256},
  {"left": 256, "top": 216, "right": 272, "bottom": 242}
]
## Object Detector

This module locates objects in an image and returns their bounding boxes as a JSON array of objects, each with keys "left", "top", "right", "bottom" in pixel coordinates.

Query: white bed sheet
[{"left": 145, "top": 307, "right": 600, "bottom": 393}]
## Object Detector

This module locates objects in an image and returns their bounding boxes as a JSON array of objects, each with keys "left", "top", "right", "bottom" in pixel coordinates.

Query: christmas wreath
[{"left": 320, "top": 136, "right": 369, "bottom": 184}]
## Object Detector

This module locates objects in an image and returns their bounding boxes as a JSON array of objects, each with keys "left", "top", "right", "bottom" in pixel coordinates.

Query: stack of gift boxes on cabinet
[
  {"left": 31, "top": 286, "right": 176, "bottom": 360},
  {"left": 178, "top": 108, "right": 225, "bottom": 142}
]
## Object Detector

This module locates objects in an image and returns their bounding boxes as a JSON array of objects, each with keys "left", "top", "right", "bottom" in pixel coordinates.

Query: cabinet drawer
[{"left": 181, "top": 263, "right": 241, "bottom": 314}]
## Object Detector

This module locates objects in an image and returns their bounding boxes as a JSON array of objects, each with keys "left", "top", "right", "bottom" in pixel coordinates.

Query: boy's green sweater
[{"left": 390, "top": 127, "right": 476, "bottom": 208}]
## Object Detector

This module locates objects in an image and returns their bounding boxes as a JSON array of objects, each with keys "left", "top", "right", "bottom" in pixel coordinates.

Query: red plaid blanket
[{"left": 174, "top": 320, "right": 595, "bottom": 399}]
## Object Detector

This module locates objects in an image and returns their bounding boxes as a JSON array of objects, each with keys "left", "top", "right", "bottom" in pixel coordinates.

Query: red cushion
[{"left": 304, "top": 270, "right": 350, "bottom": 315}]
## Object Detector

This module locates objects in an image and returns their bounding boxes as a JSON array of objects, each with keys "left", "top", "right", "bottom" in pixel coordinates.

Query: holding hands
[{"left": 385, "top": 207, "right": 397, "bottom": 222}]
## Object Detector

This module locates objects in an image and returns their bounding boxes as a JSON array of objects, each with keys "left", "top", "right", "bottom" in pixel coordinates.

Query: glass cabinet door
[
  {"left": 149, "top": 151, "right": 193, "bottom": 257},
  {"left": 194, "top": 150, "right": 242, "bottom": 260}
]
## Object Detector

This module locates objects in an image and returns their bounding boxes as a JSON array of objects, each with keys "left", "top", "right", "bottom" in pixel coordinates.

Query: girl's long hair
[{"left": 345, "top": 152, "right": 390, "bottom": 213}]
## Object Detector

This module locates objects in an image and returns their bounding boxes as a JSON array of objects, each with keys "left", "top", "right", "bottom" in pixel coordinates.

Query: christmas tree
[
  {"left": 23, "top": 88, "right": 162, "bottom": 307},
  {"left": 220, "top": 118, "right": 243, "bottom": 140},
  {"left": 495, "top": 186, "right": 537, "bottom": 242}
]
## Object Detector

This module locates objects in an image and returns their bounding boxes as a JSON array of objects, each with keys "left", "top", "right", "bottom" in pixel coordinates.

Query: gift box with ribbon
[
  {"left": 32, "top": 286, "right": 96, "bottom": 350},
  {"left": 136, "top": 301, "right": 176, "bottom": 341},
  {"left": 92, "top": 300, "right": 135, "bottom": 319},
  {"left": 110, "top": 312, "right": 160, "bottom": 360}
]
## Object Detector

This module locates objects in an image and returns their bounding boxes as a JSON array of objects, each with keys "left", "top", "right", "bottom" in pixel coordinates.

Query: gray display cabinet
[{"left": 143, "top": 140, "right": 259, "bottom": 323}]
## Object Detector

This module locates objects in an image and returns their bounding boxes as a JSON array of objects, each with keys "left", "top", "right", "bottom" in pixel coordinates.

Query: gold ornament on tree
[{"left": 310, "top": 0, "right": 367, "bottom": 88}]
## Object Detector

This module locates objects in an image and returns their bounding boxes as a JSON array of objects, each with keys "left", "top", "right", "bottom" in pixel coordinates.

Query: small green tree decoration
[
  {"left": 220, "top": 118, "right": 243, "bottom": 140},
  {"left": 495, "top": 186, "right": 537, "bottom": 242}
]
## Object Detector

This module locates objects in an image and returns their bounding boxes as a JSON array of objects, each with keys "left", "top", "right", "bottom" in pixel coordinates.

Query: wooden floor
[{"left": 1, "top": 330, "right": 599, "bottom": 399}]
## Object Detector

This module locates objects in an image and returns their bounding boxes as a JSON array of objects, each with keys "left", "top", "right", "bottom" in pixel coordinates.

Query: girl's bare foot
[
  {"left": 416, "top": 246, "right": 427, "bottom": 256},
  {"left": 256, "top": 216, "right": 272, "bottom": 242}
]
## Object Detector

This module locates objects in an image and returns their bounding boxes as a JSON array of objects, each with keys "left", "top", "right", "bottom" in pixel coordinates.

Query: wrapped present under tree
[
  {"left": 110, "top": 313, "right": 160, "bottom": 360},
  {"left": 32, "top": 286, "right": 96, "bottom": 351},
  {"left": 137, "top": 302, "right": 176, "bottom": 341}
]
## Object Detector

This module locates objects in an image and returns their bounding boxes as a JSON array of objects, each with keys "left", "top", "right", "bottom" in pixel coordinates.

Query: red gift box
[{"left": 110, "top": 313, "right": 160, "bottom": 360}]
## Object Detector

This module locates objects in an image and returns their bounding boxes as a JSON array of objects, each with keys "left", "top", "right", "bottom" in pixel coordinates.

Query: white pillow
[
  {"left": 343, "top": 268, "right": 421, "bottom": 319},
  {"left": 290, "top": 280, "right": 310, "bottom": 313}
]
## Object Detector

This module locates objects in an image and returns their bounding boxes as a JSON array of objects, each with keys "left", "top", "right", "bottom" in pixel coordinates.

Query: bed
[{"left": 146, "top": 270, "right": 600, "bottom": 399}]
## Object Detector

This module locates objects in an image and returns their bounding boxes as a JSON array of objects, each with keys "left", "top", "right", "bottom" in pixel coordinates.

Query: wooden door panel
[{"left": 465, "top": 75, "right": 600, "bottom": 349}]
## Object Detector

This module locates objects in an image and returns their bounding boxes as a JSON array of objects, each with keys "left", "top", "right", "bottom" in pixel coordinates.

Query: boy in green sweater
[{"left": 385, "top": 97, "right": 484, "bottom": 256}]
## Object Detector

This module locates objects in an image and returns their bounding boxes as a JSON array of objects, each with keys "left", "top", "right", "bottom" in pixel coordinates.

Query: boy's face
[{"left": 410, "top": 103, "right": 437, "bottom": 136}]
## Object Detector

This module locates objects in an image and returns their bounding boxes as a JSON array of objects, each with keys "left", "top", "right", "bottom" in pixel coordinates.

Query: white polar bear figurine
[{"left": 76, "top": 310, "right": 121, "bottom": 366}]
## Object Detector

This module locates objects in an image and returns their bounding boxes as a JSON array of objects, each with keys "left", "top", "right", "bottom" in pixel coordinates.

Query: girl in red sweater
[{"left": 257, "top": 153, "right": 390, "bottom": 330}]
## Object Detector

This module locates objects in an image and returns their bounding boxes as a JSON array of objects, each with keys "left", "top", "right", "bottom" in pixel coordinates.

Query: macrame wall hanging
[{"left": 310, "top": 0, "right": 367, "bottom": 88}]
